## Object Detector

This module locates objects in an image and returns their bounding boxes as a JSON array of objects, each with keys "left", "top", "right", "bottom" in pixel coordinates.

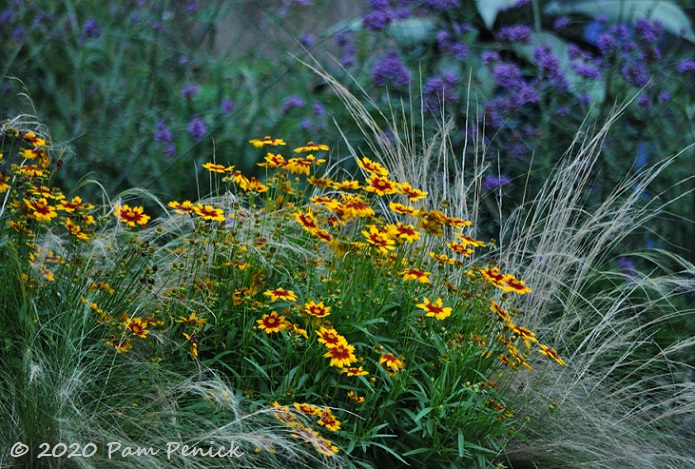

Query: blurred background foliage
[{"left": 2, "top": 0, "right": 693, "bottom": 262}]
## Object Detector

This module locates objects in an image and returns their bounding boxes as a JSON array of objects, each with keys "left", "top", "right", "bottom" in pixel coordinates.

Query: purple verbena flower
[
  {"left": 658, "top": 90, "right": 671, "bottom": 102},
  {"left": 482, "top": 50, "right": 499, "bottom": 65},
  {"left": 491, "top": 62, "right": 522, "bottom": 88},
  {"left": 553, "top": 16, "right": 570, "bottom": 30},
  {"left": 82, "top": 17, "right": 101, "bottom": 39},
  {"left": 483, "top": 174, "right": 511, "bottom": 191},
  {"left": 301, "top": 119, "right": 312, "bottom": 131},
  {"left": 423, "top": 72, "right": 459, "bottom": 110},
  {"left": 180, "top": 83, "right": 200, "bottom": 100},
  {"left": 534, "top": 46, "right": 568, "bottom": 91},
  {"left": 372, "top": 51, "right": 411, "bottom": 88},
  {"left": 220, "top": 99, "right": 234, "bottom": 114},
  {"left": 12, "top": 26, "right": 25, "bottom": 41},
  {"left": 299, "top": 33, "right": 315, "bottom": 48},
  {"left": 636, "top": 94, "right": 651, "bottom": 110},
  {"left": 621, "top": 62, "right": 650, "bottom": 87},
  {"left": 154, "top": 121, "right": 173, "bottom": 144},
  {"left": 676, "top": 59, "right": 695, "bottom": 73},
  {"left": 498, "top": 25, "right": 532, "bottom": 42},
  {"left": 187, "top": 116, "right": 206, "bottom": 141},
  {"left": 164, "top": 144, "right": 176, "bottom": 158},
  {"left": 572, "top": 62, "right": 602, "bottom": 80},
  {"left": 635, "top": 18, "right": 662, "bottom": 44},
  {"left": 617, "top": 257, "right": 636, "bottom": 277},
  {"left": 597, "top": 33, "right": 617, "bottom": 55},
  {"left": 282, "top": 95, "right": 306, "bottom": 113},
  {"left": 363, "top": 9, "right": 394, "bottom": 31},
  {"left": 0, "top": 9, "right": 14, "bottom": 25},
  {"left": 312, "top": 102, "right": 325, "bottom": 117},
  {"left": 423, "top": 0, "right": 459, "bottom": 11}
]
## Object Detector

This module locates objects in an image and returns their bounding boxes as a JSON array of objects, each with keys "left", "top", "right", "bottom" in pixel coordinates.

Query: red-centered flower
[
  {"left": 446, "top": 241, "right": 474, "bottom": 257},
  {"left": 192, "top": 203, "right": 225, "bottom": 222},
  {"left": 357, "top": 156, "right": 389, "bottom": 176},
  {"left": 390, "top": 222, "right": 420, "bottom": 242},
  {"left": 293, "top": 403, "right": 321, "bottom": 416},
  {"left": 106, "top": 337, "right": 132, "bottom": 354},
  {"left": 311, "top": 228, "right": 333, "bottom": 243},
  {"left": 202, "top": 162, "right": 234, "bottom": 173},
  {"left": 499, "top": 275, "right": 533, "bottom": 294},
  {"left": 249, "top": 136, "right": 286, "bottom": 147},
  {"left": 362, "top": 225, "right": 395, "bottom": 254},
  {"left": 25, "top": 198, "right": 57, "bottom": 222},
  {"left": 323, "top": 343, "right": 357, "bottom": 368},
  {"left": 416, "top": 297, "right": 452, "bottom": 320},
  {"left": 454, "top": 233, "right": 486, "bottom": 248},
  {"left": 257, "top": 311, "right": 288, "bottom": 333},
  {"left": 379, "top": 353, "right": 404, "bottom": 371},
  {"left": 396, "top": 182, "right": 428, "bottom": 201},
  {"left": 64, "top": 219, "right": 90, "bottom": 241},
  {"left": 347, "top": 390, "right": 365, "bottom": 403},
  {"left": 508, "top": 322, "right": 538, "bottom": 348},
  {"left": 258, "top": 152, "right": 286, "bottom": 168},
  {"left": 364, "top": 174, "right": 398, "bottom": 196},
  {"left": 490, "top": 300, "right": 510, "bottom": 322},
  {"left": 125, "top": 317, "right": 149, "bottom": 338},
  {"left": 480, "top": 266, "right": 506, "bottom": 287},
  {"left": 539, "top": 344, "right": 567, "bottom": 366},
  {"left": 312, "top": 435, "right": 340, "bottom": 457},
  {"left": 241, "top": 177, "right": 269, "bottom": 193},
  {"left": 115, "top": 204, "right": 150, "bottom": 227},
  {"left": 400, "top": 268, "right": 431, "bottom": 284},
  {"left": 341, "top": 366, "right": 369, "bottom": 377},
  {"left": 304, "top": 299, "right": 331, "bottom": 318},
  {"left": 57, "top": 196, "right": 93, "bottom": 213},
  {"left": 341, "top": 194, "right": 374, "bottom": 218},
  {"left": 295, "top": 210, "right": 319, "bottom": 231},
  {"left": 308, "top": 176, "right": 333, "bottom": 188},
  {"left": 168, "top": 200, "right": 195, "bottom": 214},
  {"left": 317, "top": 409, "right": 341, "bottom": 431},
  {"left": 389, "top": 202, "right": 420, "bottom": 216},
  {"left": 263, "top": 288, "right": 298, "bottom": 302},
  {"left": 294, "top": 141, "right": 329, "bottom": 153},
  {"left": 429, "top": 251, "right": 455, "bottom": 265},
  {"left": 316, "top": 327, "right": 347, "bottom": 347},
  {"left": 332, "top": 180, "right": 361, "bottom": 190}
]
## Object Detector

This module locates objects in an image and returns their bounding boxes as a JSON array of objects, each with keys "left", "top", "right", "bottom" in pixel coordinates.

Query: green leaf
[
  {"left": 387, "top": 17, "right": 436, "bottom": 46},
  {"left": 544, "top": 0, "right": 695, "bottom": 43},
  {"left": 476, "top": 0, "right": 521, "bottom": 29}
]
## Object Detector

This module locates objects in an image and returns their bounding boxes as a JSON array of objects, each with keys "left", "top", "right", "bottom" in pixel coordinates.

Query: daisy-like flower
[
  {"left": 311, "top": 228, "right": 333, "bottom": 243},
  {"left": 508, "top": 322, "right": 538, "bottom": 348},
  {"left": 285, "top": 155, "right": 325, "bottom": 175},
  {"left": 295, "top": 210, "right": 319, "bottom": 231},
  {"left": 316, "top": 327, "right": 347, "bottom": 347},
  {"left": 400, "top": 268, "right": 431, "bottom": 284},
  {"left": 304, "top": 299, "right": 331, "bottom": 318},
  {"left": 480, "top": 266, "right": 507, "bottom": 287},
  {"left": 106, "top": 337, "right": 132, "bottom": 354},
  {"left": 202, "top": 162, "right": 234, "bottom": 173},
  {"left": 347, "top": 391, "right": 365, "bottom": 403},
  {"left": 389, "top": 202, "right": 421, "bottom": 216},
  {"left": 0, "top": 175, "right": 10, "bottom": 194},
  {"left": 294, "top": 141, "right": 329, "bottom": 153},
  {"left": 416, "top": 297, "right": 452, "bottom": 320},
  {"left": 332, "top": 180, "right": 361, "bottom": 190},
  {"left": 241, "top": 177, "right": 269, "bottom": 193},
  {"left": 29, "top": 186, "right": 64, "bottom": 201},
  {"left": 490, "top": 300, "right": 510, "bottom": 322},
  {"left": 307, "top": 176, "right": 333, "bottom": 188},
  {"left": 125, "top": 317, "right": 149, "bottom": 338},
  {"left": 389, "top": 222, "right": 420, "bottom": 242},
  {"left": 18, "top": 165, "right": 45, "bottom": 178},
  {"left": 249, "top": 136, "right": 286, "bottom": 147},
  {"left": 341, "top": 194, "right": 374, "bottom": 218},
  {"left": 341, "top": 366, "right": 369, "bottom": 377},
  {"left": 115, "top": 204, "right": 150, "bottom": 227},
  {"left": 499, "top": 275, "right": 532, "bottom": 294},
  {"left": 57, "top": 196, "right": 93, "bottom": 213},
  {"left": 257, "top": 152, "right": 286, "bottom": 168},
  {"left": 257, "top": 311, "right": 289, "bottom": 333},
  {"left": 364, "top": 174, "right": 398, "bottom": 196},
  {"left": 446, "top": 241, "right": 474, "bottom": 257},
  {"left": 357, "top": 156, "right": 389, "bottom": 176},
  {"left": 168, "top": 200, "right": 195, "bottom": 214},
  {"left": 379, "top": 353, "right": 404, "bottom": 371},
  {"left": 362, "top": 225, "right": 395, "bottom": 254},
  {"left": 25, "top": 198, "right": 57, "bottom": 222},
  {"left": 289, "top": 323, "right": 309, "bottom": 339},
  {"left": 264, "top": 288, "right": 298, "bottom": 302},
  {"left": 539, "top": 344, "right": 567, "bottom": 366},
  {"left": 177, "top": 312, "right": 208, "bottom": 327},
  {"left": 224, "top": 170, "right": 249, "bottom": 187},
  {"left": 396, "top": 182, "right": 428, "bottom": 201},
  {"left": 294, "top": 403, "right": 321, "bottom": 416},
  {"left": 192, "top": 204, "right": 225, "bottom": 222},
  {"left": 443, "top": 215, "right": 472, "bottom": 229},
  {"left": 64, "top": 218, "right": 90, "bottom": 241},
  {"left": 323, "top": 342, "right": 357, "bottom": 368},
  {"left": 454, "top": 233, "right": 486, "bottom": 248},
  {"left": 183, "top": 332, "right": 199, "bottom": 359},
  {"left": 317, "top": 408, "right": 341, "bottom": 431}
]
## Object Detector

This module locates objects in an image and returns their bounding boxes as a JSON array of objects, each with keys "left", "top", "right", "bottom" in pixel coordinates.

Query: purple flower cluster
[
  {"left": 372, "top": 51, "right": 411, "bottom": 88},
  {"left": 491, "top": 62, "right": 522, "bottom": 88},
  {"left": 483, "top": 174, "right": 511, "bottom": 191},
  {"left": 423, "top": 72, "right": 459, "bottom": 110},
  {"left": 533, "top": 46, "right": 568, "bottom": 91},
  {"left": 334, "top": 31, "right": 356, "bottom": 67},
  {"left": 497, "top": 25, "right": 532, "bottom": 43},
  {"left": 282, "top": 95, "right": 306, "bottom": 113},
  {"left": 220, "top": 99, "right": 234, "bottom": 114},
  {"left": 362, "top": 0, "right": 412, "bottom": 31},
  {"left": 154, "top": 121, "right": 176, "bottom": 157},
  {"left": 422, "top": 0, "right": 459, "bottom": 11},
  {"left": 437, "top": 29, "right": 468, "bottom": 59},
  {"left": 635, "top": 18, "right": 662, "bottom": 44},
  {"left": 187, "top": 115, "right": 206, "bottom": 141},
  {"left": 82, "top": 17, "right": 101, "bottom": 39},
  {"left": 180, "top": 83, "right": 200, "bottom": 100}
]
